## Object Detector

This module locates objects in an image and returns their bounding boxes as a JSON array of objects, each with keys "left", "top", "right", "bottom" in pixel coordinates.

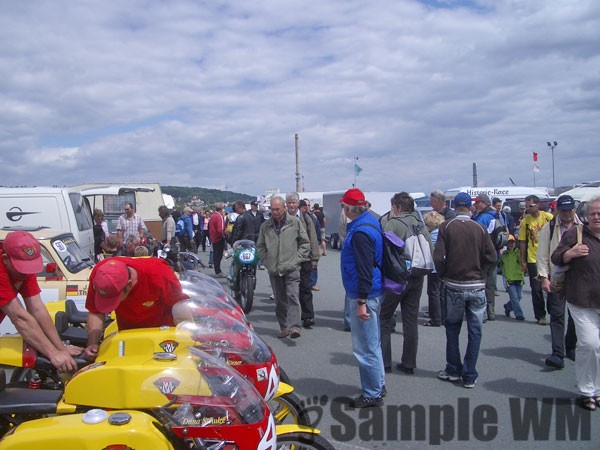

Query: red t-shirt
[
  {"left": 0, "top": 257, "right": 41, "bottom": 323},
  {"left": 85, "top": 257, "right": 187, "bottom": 330}
]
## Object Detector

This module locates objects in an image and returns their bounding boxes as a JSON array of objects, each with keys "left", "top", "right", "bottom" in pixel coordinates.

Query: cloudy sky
[{"left": 1, "top": 0, "right": 599, "bottom": 197}]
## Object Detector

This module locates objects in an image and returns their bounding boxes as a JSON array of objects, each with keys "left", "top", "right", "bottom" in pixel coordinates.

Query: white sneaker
[
  {"left": 464, "top": 379, "right": 478, "bottom": 389},
  {"left": 437, "top": 370, "right": 460, "bottom": 382}
]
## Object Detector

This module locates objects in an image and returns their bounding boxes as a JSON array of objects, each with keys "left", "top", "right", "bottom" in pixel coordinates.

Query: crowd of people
[
  {"left": 3, "top": 189, "right": 598, "bottom": 416},
  {"left": 339, "top": 187, "right": 600, "bottom": 413}
]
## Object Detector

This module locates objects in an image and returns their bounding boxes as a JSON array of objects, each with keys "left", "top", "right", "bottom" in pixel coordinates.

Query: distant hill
[{"left": 162, "top": 186, "right": 256, "bottom": 208}]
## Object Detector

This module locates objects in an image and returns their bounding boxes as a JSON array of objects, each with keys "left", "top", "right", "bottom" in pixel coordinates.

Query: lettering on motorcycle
[
  {"left": 181, "top": 416, "right": 230, "bottom": 426},
  {"left": 160, "top": 340, "right": 179, "bottom": 353},
  {"left": 154, "top": 377, "right": 181, "bottom": 395}
]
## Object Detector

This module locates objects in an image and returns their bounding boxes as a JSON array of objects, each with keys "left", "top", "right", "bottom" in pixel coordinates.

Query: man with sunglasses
[
  {"left": 518, "top": 195, "right": 554, "bottom": 325},
  {"left": 83, "top": 257, "right": 187, "bottom": 361}
]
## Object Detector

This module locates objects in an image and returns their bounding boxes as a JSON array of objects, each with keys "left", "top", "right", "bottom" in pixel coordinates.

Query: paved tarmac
[{"left": 205, "top": 248, "right": 599, "bottom": 449}]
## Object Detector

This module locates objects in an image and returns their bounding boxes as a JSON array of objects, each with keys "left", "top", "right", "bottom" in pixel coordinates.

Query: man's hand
[
  {"left": 65, "top": 345, "right": 83, "bottom": 356},
  {"left": 50, "top": 350, "right": 77, "bottom": 373},
  {"left": 541, "top": 277, "right": 553, "bottom": 293},
  {"left": 83, "top": 344, "right": 99, "bottom": 362},
  {"left": 567, "top": 243, "right": 589, "bottom": 260},
  {"left": 356, "top": 303, "right": 370, "bottom": 320}
]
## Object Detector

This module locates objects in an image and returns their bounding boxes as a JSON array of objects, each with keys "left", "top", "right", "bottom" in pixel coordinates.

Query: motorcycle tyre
[
  {"left": 238, "top": 272, "right": 254, "bottom": 314},
  {"left": 276, "top": 432, "right": 336, "bottom": 450},
  {"left": 269, "top": 391, "right": 311, "bottom": 426}
]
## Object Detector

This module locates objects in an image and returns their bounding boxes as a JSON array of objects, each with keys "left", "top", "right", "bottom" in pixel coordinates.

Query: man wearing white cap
[{"left": 0, "top": 231, "right": 79, "bottom": 372}]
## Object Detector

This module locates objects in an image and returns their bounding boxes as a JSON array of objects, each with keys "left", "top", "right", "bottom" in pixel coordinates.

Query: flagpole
[{"left": 354, "top": 156, "right": 357, "bottom": 188}]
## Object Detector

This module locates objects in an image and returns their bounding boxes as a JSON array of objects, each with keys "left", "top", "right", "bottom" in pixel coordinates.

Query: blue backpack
[{"left": 175, "top": 218, "right": 185, "bottom": 237}]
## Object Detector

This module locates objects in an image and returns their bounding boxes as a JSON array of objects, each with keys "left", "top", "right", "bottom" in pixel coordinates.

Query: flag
[
  {"left": 354, "top": 164, "right": 362, "bottom": 176},
  {"left": 533, "top": 164, "right": 540, "bottom": 173},
  {"left": 533, "top": 152, "right": 538, "bottom": 162}
]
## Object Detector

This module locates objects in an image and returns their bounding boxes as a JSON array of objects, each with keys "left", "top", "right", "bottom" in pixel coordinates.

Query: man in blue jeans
[
  {"left": 433, "top": 193, "right": 497, "bottom": 388},
  {"left": 339, "top": 188, "right": 386, "bottom": 408}
]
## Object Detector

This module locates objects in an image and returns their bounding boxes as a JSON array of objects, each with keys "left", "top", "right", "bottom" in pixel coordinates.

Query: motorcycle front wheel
[
  {"left": 269, "top": 391, "right": 310, "bottom": 426},
  {"left": 238, "top": 271, "right": 254, "bottom": 314},
  {"left": 276, "top": 432, "right": 336, "bottom": 450}
]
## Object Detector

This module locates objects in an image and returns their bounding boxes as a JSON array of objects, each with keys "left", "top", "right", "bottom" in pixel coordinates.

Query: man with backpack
[
  {"left": 379, "top": 192, "right": 434, "bottom": 375},
  {"left": 536, "top": 195, "right": 581, "bottom": 368},
  {"left": 434, "top": 193, "right": 497, "bottom": 389}
]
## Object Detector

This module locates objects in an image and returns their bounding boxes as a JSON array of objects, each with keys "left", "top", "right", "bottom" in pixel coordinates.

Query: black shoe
[
  {"left": 545, "top": 354, "right": 565, "bottom": 369},
  {"left": 395, "top": 363, "right": 415, "bottom": 375},
  {"left": 302, "top": 318, "right": 314, "bottom": 329},
  {"left": 566, "top": 349, "right": 576, "bottom": 361},
  {"left": 381, "top": 386, "right": 387, "bottom": 398},
  {"left": 504, "top": 305, "right": 511, "bottom": 317},
  {"left": 349, "top": 395, "right": 383, "bottom": 409},
  {"left": 343, "top": 326, "right": 351, "bottom": 332},
  {"left": 516, "top": 316, "right": 525, "bottom": 321},
  {"left": 384, "top": 366, "right": 392, "bottom": 374}
]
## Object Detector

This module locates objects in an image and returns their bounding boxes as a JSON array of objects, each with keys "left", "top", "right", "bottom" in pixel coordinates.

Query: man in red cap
[
  {"left": 339, "top": 188, "right": 386, "bottom": 408},
  {"left": 0, "top": 231, "right": 79, "bottom": 373},
  {"left": 83, "top": 257, "right": 187, "bottom": 361}
]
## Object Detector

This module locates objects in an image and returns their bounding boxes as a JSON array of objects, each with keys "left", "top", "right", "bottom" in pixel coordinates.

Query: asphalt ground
[{"left": 204, "top": 248, "right": 599, "bottom": 449}]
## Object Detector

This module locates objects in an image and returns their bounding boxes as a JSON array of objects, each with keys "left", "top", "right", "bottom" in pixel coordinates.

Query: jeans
[
  {"left": 270, "top": 271, "right": 301, "bottom": 331},
  {"left": 310, "top": 267, "right": 318, "bottom": 287},
  {"left": 548, "top": 293, "right": 568, "bottom": 358},
  {"left": 527, "top": 263, "right": 550, "bottom": 320},
  {"left": 505, "top": 282, "right": 524, "bottom": 319},
  {"left": 380, "top": 275, "right": 424, "bottom": 370},
  {"left": 344, "top": 297, "right": 352, "bottom": 330},
  {"left": 444, "top": 286, "right": 486, "bottom": 384},
  {"left": 427, "top": 273, "right": 442, "bottom": 325},
  {"left": 567, "top": 303, "right": 600, "bottom": 397},
  {"left": 348, "top": 295, "right": 385, "bottom": 399}
]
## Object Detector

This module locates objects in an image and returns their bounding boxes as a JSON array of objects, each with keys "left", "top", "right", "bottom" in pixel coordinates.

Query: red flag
[{"left": 533, "top": 152, "right": 538, "bottom": 162}]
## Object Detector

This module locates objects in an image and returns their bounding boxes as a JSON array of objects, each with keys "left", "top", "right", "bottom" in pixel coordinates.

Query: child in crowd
[{"left": 499, "top": 235, "right": 525, "bottom": 320}]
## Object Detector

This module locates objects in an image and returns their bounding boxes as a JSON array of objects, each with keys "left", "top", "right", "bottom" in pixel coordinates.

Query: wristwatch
[{"left": 357, "top": 300, "right": 367, "bottom": 305}]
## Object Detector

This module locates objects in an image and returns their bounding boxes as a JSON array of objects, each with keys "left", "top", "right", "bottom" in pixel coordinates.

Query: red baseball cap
[
  {"left": 340, "top": 188, "right": 367, "bottom": 207},
  {"left": 92, "top": 260, "right": 129, "bottom": 313},
  {"left": 3, "top": 231, "right": 43, "bottom": 274}
]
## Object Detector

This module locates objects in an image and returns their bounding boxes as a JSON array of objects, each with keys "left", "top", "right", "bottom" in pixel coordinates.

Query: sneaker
[
  {"left": 537, "top": 317, "right": 549, "bottom": 325},
  {"left": 545, "top": 354, "right": 565, "bottom": 369},
  {"left": 289, "top": 327, "right": 301, "bottom": 339},
  {"left": 437, "top": 370, "right": 460, "bottom": 382},
  {"left": 311, "top": 286, "right": 320, "bottom": 291},
  {"left": 258, "top": 265, "right": 266, "bottom": 270},
  {"left": 464, "top": 379, "right": 478, "bottom": 389},
  {"left": 349, "top": 394, "right": 383, "bottom": 409}
]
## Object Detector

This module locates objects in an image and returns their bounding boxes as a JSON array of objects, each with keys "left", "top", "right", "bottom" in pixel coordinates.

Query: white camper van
[
  {"left": 555, "top": 182, "right": 600, "bottom": 222},
  {"left": 73, "top": 183, "right": 164, "bottom": 240},
  {"left": 0, "top": 187, "right": 95, "bottom": 259}
]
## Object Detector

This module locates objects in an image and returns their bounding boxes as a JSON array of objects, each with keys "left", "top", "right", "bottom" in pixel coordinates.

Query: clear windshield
[
  {"left": 146, "top": 346, "right": 266, "bottom": 426},
  {"left": 175, "top": 316, "right": 272, "bottom": 364},
  {"left": 233, "top": 239, "right": 255, "bottom": 250},
  {"left": 49, "top": 235, "right": 93, "bottom": 273}
]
